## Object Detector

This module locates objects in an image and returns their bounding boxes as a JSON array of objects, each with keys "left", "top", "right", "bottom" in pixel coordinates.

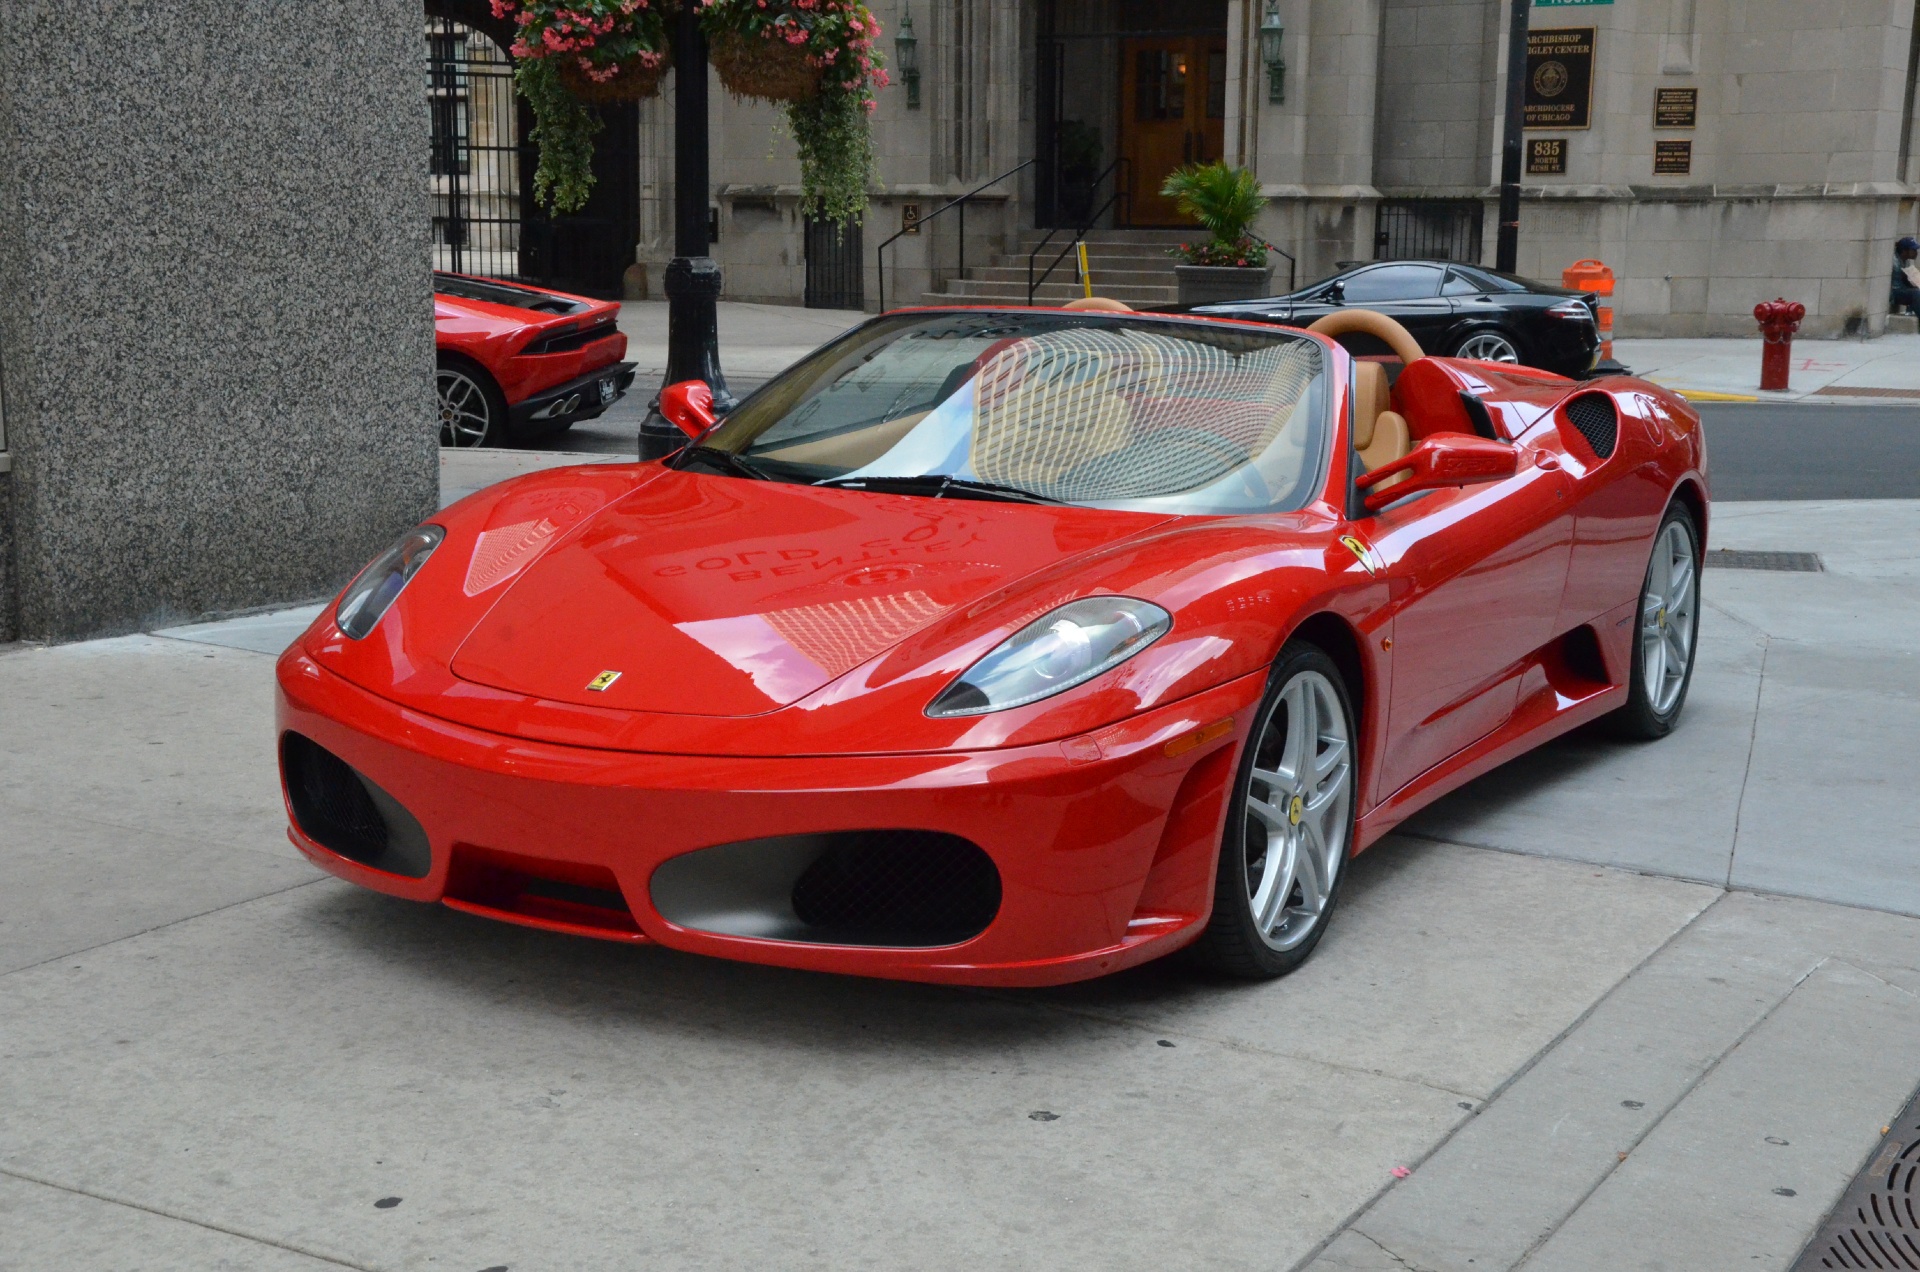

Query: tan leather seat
[
  {"left": 1351, "top": 361, "right": 1412, "bottom": 477},
  {"left": 1063, "top": 296, "right": 1134, "bottom": 312}
]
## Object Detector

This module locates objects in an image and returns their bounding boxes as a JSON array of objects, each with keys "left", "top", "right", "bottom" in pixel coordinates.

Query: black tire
[
  {"left": 436, "top": 354, "right": 507, "bottom": 448},
  {"left": 1606, "top": 501, "right": 1702, "bottom": 740},
  {"left": 1189, "top": 641, "right": 1359, "bottom": 979}
]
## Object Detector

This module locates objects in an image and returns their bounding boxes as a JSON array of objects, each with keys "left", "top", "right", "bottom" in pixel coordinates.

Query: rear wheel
[
  {"left": 1190, "top": 642, "right": 1357, "bottom": 979},
  {"left": 1607, "top": 503, "right": 1701, "bottom": 739},
  {"left": 437, "top": 356, "right": 505, "bottom": 448},
  {"left": 1452, "top": 329, "right": 1522, "bottom": 364}
]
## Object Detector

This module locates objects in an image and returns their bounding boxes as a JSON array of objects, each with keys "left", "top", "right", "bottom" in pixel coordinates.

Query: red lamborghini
[
  {"left": 279, "top": 304, "right": 1706, "bottom": 985},
  {"left": 434, "top": 272, "right": 636, "bottom": 448}
]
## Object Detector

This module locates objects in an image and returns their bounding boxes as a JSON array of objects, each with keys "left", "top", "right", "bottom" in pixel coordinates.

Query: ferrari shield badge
[
  {"left": 586, "top": 670, "right": 623, "bottom": 692},
  {"left": 1339, "top": 535, "right": 1380, "bottom": 576}
]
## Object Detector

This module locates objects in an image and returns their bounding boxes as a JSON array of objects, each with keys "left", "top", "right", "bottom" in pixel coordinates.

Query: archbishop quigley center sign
[{"left": 1525, "top": 26, "right": 1596, "bottom": 131}]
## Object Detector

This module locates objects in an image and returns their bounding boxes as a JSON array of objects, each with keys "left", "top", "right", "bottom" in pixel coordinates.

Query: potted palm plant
[{"left": 1162, "top": 162, "right": 1275, "bottom": 305}]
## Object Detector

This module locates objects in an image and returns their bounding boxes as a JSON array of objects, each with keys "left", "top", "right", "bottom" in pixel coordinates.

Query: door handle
[{"left": 1533, "top": 452, "right": 1562, "bottom": 471}]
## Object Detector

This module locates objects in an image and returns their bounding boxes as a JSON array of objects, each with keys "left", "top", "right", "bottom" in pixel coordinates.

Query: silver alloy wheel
[
  {"left": 437, "top": 367, "right": 493, "bottom": 448},
  {"left": 1640, "top": 518, "right": 1699, "bottom": 715},
  {"left": 1457, "top": 332, "right": 1521, "bottom": 363},
  {"left": 1242, "top": 669, "right": 1353, "bottom": 953}
]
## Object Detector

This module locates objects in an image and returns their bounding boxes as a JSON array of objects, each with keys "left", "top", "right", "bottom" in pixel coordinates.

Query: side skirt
[{"left": 1354, "top": 622, "right": 1628, "bottom": 850}]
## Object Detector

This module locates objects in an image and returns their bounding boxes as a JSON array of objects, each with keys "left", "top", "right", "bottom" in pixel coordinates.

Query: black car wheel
[
  {"left": 1452, "top": 329, "right": 1523, "bottom": 364},
  {"left": 437, "top": 355, "right": 505, "bottom": 449}
]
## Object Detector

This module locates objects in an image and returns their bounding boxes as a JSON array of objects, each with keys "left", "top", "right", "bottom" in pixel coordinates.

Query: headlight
[
  {"left": 335, "top": 526, "right": 444, "bottom": 640},
  {"left": 927, "top": 597, "right": 1172, "bottom": 718}
]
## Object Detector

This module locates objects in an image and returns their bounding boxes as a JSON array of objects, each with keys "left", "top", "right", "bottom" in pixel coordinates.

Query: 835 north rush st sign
[{"left": 1525, "top": 28, "right": 1596, "bottom": 130}]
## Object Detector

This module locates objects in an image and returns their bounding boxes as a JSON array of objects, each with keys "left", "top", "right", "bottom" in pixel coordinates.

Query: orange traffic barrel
[{"left": 1563, "top": 259, "right": 1615, "bottom": 360}]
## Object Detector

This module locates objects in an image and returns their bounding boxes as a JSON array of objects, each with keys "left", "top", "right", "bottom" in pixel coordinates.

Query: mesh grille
[
  {"left": 282, "top": 733, "right": 388, "bottom": 865},
  {"left": 790, "top": 831, "right": 1001, "bottom": 944},
  {"left": 970, "top": 327, "right": 1320, "bottom": 501},
  {"left": 1564, "top": 393, "right": 1618, "bottom": 459}
]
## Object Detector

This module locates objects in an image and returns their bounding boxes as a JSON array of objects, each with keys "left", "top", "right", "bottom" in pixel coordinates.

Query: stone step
[
  {"left": 958, "top": 265, "right": 1179, "bottom": 286},
  {"left": 1013, "top": 228, "right": 1192, "bottom": 246},
  {"left": 930, "top": 279, "right": 1178, "bottom": 304}
]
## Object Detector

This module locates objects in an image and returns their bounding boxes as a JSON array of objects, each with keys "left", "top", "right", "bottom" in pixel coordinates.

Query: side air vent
[
  {"left": 651, "top": 830, "right": 1002, "bottom": 948},
  {"left": 280, "top": 733, "right": 432, "bottom": 878},
  {"left": 1564, "top": 393, "right": 1619, "bottom": 459}
]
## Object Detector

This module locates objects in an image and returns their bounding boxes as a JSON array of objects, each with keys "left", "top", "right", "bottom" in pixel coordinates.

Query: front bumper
[
  {"left": 509, "top": 361, "right": 636, "bottom": 427},
  {"left": 275, "top": 650, "right": 1262, "bottom": 986}
]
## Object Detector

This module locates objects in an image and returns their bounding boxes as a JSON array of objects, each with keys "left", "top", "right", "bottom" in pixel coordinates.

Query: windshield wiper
[
  {"left": 814, "top": 474, "right": 1061, "bottom": 505},
  {"left": 674, "top": 445, "right": 769, "bottom": 481}
]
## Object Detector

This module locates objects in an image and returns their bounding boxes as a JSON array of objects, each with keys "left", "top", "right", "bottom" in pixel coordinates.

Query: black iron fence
[
  {"left": 805, "top": 216, "right": 865, "bottom": 310},
  {"left": 1373, "top": 199, "right": 1486, "bottom": 263},
  {"left": 428, "top": 17, "right": 521, "bottom": 278}
]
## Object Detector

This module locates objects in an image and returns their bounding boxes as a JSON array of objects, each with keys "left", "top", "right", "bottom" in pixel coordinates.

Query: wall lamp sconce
[
  {"left": 1260, "top": 0, "right": 1286, "bottom": 104},
  {"left": 895, "top": 6, "right": 920, "bottom": 109}
]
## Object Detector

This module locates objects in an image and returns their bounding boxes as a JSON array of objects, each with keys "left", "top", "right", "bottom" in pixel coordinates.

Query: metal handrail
[
  {"left": 875, "top": 157, "right": 1036, "bottom": 312},
  {"left": 1025, "top": 157, "right": 1131, "bottom": 305},
  {"left": 1254, "top": 235, "right": 1297, "bottom": 293}
]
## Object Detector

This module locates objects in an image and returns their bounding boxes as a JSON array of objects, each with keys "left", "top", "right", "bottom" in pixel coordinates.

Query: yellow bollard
[{"left": 1077, "top": 241, "right": 1093, "bottom": 299}]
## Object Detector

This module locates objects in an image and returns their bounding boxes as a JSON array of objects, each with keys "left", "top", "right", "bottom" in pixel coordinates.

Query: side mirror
[
  {"left": 1324, "top": 281, "right": 1345, "bottom": 304},
  {"left": 659, "top": 379, "right": 717, "bottom": 440},
  {"left": 1357, "top": 433, "right": 1518, "bottom": 512}
]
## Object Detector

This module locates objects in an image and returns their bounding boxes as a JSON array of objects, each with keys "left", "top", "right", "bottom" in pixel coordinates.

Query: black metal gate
[
  {"left": 427, "top": 16, "right": 640, "bottom": 297},
  {"left": 1373, "top": 199, "right": 1485, "bottom": 263},
  {"left": 804, "top": 217, "right": 865, "bottom": 309},
  {"left": 429, "top": 17, "right": 521, "bottom": 277}
]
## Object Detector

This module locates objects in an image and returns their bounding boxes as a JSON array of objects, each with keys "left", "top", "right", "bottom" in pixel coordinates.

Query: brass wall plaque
[
  {"left": 1528, "top": 138, "right": 1568, "bottom": 175},
  {"left": 901, "top": 203, "right": 921, "bottom": 235},
  {"left": 1525, "top": 28, "right": 1596, "bottom": 130},
  {"left": 1654, "top": 139, "right": 1693, "bottom": 175},
  {"left": 1655, "top": 87, "right": 1698, "bottom": 129}
]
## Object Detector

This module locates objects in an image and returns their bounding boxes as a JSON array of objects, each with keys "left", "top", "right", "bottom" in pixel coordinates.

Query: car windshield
[{"left": 690, "top": 311, "right": 1330, "bottom": 516}]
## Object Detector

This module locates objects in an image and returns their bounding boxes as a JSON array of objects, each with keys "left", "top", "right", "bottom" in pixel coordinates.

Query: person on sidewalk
[{"left": 1894, "top": 236, "right": 1920, "bottom": 315}]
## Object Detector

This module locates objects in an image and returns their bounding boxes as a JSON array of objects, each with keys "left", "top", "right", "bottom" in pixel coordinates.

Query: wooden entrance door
[{"left": 1120, "top": 38, "right": 1227, "bottom": 227}]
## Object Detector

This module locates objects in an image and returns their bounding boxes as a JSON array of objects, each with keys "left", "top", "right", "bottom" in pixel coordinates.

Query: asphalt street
[{"left": 1697, "top": 403, "right": 1920, "bottom": 500}]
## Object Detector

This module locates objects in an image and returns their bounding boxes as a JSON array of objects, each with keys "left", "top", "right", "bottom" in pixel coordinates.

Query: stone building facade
[{"left": 611, "top": 0, "right": 1920, "bottom": 337}]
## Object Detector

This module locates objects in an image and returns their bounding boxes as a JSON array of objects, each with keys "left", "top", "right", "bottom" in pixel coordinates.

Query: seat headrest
[
  {"left": 1063, "top": 296, "right": 1134, "bottom": 312},
  {"left": 1352, "top": 362, "right": 1389, "bottom": 450}
]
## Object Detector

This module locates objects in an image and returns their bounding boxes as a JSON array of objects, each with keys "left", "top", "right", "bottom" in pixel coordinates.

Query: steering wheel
[{"left": 1306, "top": 309, "right": 1426, "bottom": 369}]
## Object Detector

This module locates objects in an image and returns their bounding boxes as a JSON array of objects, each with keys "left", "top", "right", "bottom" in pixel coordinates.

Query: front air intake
[
  {"left": 651, "top": 830, "right": 1002, "bottom": 948},
  {"left": 280, "top": 733, "right": 432, "bottom": 878},
  {"left": 1564, "top": 393, "right": 1618, "bottom": 459}
]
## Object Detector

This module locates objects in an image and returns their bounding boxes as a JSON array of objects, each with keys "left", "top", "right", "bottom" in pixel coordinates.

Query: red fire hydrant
[{"left": 1754, "top": 299, "right": 1806, "bottom": 392}]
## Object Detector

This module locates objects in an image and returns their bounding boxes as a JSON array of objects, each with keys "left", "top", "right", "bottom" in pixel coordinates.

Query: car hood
[{"left": 448, "top": 469, "right": 1172, "bottom": 717}]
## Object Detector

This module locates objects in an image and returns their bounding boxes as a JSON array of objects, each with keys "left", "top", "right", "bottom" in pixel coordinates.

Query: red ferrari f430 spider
[
  {"left": 434, "top": 272, "right": 635, "bottom": 448},
  {"left": 281, "top": 304, "right": 1706, "bottom": 985}
]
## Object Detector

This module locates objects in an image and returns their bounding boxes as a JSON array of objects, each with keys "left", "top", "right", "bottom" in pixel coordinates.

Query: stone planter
[{"left": 1175, "top": 264, "right": 1276, "bottom": 306}]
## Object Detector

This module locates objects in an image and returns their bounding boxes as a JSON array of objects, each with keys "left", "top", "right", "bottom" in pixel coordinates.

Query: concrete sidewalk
[
  {"left": 1614, "top": 332, "right": 1920, "bottom": 404},
  {"left": 3, "top": 466, "right": 1916, "bottom": 1270}
]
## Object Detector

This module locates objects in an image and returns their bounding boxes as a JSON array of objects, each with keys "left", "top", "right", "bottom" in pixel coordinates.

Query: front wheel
[
  {"left": 1607, "top": 503, "right": 1701, "bottom": 739},
  {"left": 1452, "top": 329, "right": 1523, "bottom": 364},
  {"left": 1190, "top": 642, "right": 1357, "bottom": 979}
]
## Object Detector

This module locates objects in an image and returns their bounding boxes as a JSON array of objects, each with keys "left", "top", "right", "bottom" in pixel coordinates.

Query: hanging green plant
[
  {"left": 697, "top": 0, "right": 889, "bottom": 224},
  {"left": 492, "top": 0, "right": 672, "bottom": 213}
]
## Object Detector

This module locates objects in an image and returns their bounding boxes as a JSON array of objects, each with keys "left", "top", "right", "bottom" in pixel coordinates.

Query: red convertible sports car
[
  {"left": 434, "top": 272, "right": 636, "bottom": 447},
  {"left": 280, "top": 303, "right": 1706, "bottom": 985}
]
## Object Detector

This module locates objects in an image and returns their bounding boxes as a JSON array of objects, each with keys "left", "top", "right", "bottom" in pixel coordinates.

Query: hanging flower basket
[
  {"left": 708, "top": 28, "right": 820, "bottom": 103},
  {"left": 492, "top": 0, "right": 673, "bottom": 211},
  {"left": 702, "top": 0, "right": 889, "bottom": 223},
  {"left": 557, "top": 50, "right": 670, "bottom": 103}
]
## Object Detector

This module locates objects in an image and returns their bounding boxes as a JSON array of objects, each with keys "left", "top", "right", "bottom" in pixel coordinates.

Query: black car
[{"left": 1181, "top": 260, "right": 1603, "bottom": 378}]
